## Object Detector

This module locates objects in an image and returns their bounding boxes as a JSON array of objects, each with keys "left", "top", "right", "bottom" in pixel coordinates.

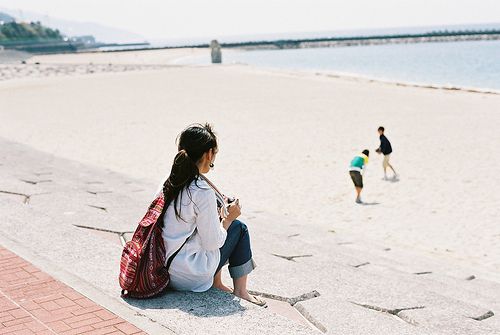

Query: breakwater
[
  {"left": 99, "top": 29, "right": 500, "bottom": 53},
  {"left": 220, "top": 29, "right": 500, "bottom": 50}
]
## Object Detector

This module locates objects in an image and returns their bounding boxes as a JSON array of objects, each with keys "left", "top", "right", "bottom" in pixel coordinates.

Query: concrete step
[{"left": 242, "top": 212, "right": 499, "bottom": 334}]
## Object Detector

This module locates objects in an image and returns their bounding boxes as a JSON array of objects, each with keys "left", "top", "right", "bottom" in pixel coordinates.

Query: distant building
[{"left": 70, "top": 35, "right": 96, "bottom": 45}]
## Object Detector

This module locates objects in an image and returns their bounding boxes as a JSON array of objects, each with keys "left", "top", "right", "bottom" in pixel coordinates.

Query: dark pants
[
  {"left": 215, "top": 220, "right": 256, "bottom": 279},
  {"left": 349, "top": 170, "right": 363, "bottom": 188}
]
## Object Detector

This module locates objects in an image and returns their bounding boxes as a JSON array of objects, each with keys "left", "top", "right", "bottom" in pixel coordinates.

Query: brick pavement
[{"left": 0, "top": 246, "right": 147, "bottom": 335}]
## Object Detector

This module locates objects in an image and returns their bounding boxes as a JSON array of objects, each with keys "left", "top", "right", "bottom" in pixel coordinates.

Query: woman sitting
[{"left": 160, "top": 123, "right": 265, "bottom": 306}]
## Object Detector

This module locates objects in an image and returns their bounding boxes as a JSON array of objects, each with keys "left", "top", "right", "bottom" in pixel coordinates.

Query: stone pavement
[
  {"left": 0, "top": 246, "right": 145, "bottom": 335},
  {"left": 1, "top": 137, "right": 499, "bottom": 334}
]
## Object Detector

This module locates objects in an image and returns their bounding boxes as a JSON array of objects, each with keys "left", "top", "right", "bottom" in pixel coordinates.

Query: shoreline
[
  {"left": 230, "top": 62, "right": 500, "bottom": 96},
  {"left": 313, "top": 68, "right": 500, "bottom": 95}
]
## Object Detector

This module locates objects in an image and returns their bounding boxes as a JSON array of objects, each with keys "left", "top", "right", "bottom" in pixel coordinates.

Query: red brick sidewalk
[{"left": 0, "top": 246, "right": 146, "bottom": 335}]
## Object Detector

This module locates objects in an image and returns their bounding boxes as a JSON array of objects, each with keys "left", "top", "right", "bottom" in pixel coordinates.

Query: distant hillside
[
  {"left": 0, "top": 12, "right": 14, "bottom": 24},
  {"left": 0, "top": 20, "right": 63, "bottom": 41},
  {"left": 0, "top": 8, "right": 145, "bottom": 43}
]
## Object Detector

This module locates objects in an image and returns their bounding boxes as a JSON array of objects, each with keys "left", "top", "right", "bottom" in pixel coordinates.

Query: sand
[{"left": 1, "top": 48, "right": 499, "bottom": 281}]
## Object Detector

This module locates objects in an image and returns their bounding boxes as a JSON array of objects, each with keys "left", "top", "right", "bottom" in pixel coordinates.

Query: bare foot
[{"left": 212, "top": 283, "right": 233, "bottom": 293}]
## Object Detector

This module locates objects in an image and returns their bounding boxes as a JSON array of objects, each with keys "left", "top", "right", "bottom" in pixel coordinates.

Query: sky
[{"left": 1, "top": 0, "right": 500, "bottom": 40}]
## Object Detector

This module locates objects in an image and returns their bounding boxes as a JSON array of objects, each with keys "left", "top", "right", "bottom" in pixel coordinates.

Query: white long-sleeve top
[{"left": 160, "top": 177, "right": 227, "bottom": 292}]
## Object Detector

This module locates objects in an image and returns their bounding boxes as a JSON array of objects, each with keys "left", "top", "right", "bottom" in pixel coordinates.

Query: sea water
[{"left": 179, "top": 40, "right": 500, "bottom": 91}]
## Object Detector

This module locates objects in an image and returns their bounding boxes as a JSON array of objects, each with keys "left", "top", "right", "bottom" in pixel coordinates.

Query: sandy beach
[{"left": 1, "top": 47, "right": 499, "bottom": 333}]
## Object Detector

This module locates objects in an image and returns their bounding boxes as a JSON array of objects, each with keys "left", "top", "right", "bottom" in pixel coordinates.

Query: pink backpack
[{"left": 119, "top": 193, "right": 189, "bottom": 298}]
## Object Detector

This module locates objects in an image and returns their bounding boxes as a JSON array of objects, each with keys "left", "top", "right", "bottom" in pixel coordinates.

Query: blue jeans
[{"left": 216, "top": 220, "right": 256, "bottom": 279}]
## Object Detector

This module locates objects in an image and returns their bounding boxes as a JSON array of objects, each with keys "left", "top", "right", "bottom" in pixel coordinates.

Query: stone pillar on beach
[{"left": 210, "top": 40, "right": 222, "bottom": 64}]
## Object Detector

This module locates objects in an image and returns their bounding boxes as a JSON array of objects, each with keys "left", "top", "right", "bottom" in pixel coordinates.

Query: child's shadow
[
  {"left": 362, "top": 202, "right": 380, "bottom": 206},
  {"left": 124, "top": 288, "right": 246, "bottom": 317}
]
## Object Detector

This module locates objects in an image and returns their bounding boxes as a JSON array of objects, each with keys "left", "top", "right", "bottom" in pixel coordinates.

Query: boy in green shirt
[{"left": 349, "top": 149, "right": 369, "bottom": 204}]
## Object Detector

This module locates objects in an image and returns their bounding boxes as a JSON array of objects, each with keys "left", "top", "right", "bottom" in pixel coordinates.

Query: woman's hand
[
  {"left": 227, "top": 199, "right": 241, "bottom": 220},
  {"left": 222, "top": 199, "right": 241, "bottom": 230}
]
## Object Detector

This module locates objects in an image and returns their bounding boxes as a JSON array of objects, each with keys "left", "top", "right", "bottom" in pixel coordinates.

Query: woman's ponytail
[{"left": 162, "top": 149, "right": 199, "bottom": 220}]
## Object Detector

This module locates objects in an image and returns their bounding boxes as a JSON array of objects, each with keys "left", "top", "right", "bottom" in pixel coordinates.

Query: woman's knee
[{"left": 231, "top": 220, "right": 248, "bottom": 234}]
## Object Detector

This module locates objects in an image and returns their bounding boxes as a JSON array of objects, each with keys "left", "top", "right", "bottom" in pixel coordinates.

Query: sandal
[{"left": 248, "top": 295, "right": 267, "bottom": 307}]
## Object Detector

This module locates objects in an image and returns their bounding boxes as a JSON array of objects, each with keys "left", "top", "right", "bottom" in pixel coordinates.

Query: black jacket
[{"left": 379, "top": 135, "right": 392, "bottom": 155}]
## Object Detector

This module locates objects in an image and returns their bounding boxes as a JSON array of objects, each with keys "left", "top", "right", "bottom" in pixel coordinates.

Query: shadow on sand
[
  {"left": 362, "top": 202, "right": 380, "bottom": 206},
  {"left": 124, "top": 288, "right": 246, "bottom": 317},
  {"left": 383, "top": 177, "right": 400, "bottom": 183}
]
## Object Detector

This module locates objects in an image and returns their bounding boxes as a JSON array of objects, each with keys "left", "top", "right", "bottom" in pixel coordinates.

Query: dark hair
[
  {"left": 378, "top": 126, "right": 385, "bottom": 132},
  {"left": 362, "top": 149, "right": 369, "bottom": 157},
  {"left": 162, "top": 123, "right": 217, "bottom": 221}
]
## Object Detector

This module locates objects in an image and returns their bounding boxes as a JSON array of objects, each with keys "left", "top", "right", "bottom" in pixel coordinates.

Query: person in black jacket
[{"left": 376, "top": 126, "right": 397, "bottom": 180}]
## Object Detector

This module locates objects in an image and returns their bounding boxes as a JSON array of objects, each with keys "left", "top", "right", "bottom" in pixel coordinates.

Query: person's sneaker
[
  {"left": 383, "top": 175, "right": 389, "bottom": 181},
  {"left": 355, "top": 197, "right": 363, "bottom": 204}
]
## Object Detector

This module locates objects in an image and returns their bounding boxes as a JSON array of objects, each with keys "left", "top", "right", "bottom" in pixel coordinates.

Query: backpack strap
[
  {"left": 200, "top": 175, "right": 225, "bottom": 205},
  {"left": 165, "top": 229, "right": 196, "bottom": 270}
]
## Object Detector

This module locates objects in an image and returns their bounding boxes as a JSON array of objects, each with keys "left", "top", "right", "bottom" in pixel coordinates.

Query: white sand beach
[{"left": 1, "top": 48, "right": 499, "bottom": 280}]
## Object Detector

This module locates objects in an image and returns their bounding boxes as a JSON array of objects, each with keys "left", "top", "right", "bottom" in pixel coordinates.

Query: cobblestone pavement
[{"left": 0, "top": 246, "right": 146, "bottom": 335}]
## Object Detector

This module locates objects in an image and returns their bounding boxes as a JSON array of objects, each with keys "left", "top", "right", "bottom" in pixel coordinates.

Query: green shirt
[{"left": 349, "top": 154, "right": 369, "bottom": 172}]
